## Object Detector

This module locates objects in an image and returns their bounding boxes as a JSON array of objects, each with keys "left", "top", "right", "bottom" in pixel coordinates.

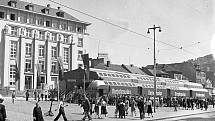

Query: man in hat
[
  {"left": 0, "top": 95, "right": 6, "bottom": 121},
  {"left": 33, "top": 102, "right": 44, "bottom": 121}
]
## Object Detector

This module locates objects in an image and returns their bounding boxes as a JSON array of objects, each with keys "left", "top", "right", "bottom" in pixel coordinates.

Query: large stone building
[{"left": 0, "top": 0, "right": 90, "bottom": 91}]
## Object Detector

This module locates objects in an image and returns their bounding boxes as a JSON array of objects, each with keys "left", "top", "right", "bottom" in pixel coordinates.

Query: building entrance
[{"left": 25, "top": 76, "right": 33, "bottom": 89}]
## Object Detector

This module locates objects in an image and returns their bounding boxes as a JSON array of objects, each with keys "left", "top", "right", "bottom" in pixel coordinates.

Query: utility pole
[{"left": 147, "top": 25, "right": 161, "bottom": 113}]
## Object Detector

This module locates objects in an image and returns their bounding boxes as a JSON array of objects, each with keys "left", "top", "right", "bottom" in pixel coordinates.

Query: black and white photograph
[{"left": 0, "top": 0, "right": 215, "bottom": 120}]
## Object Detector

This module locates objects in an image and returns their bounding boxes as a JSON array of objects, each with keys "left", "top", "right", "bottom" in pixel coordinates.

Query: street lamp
[{"left": 147, "top": 25, "right": 161, "bottom": 113}]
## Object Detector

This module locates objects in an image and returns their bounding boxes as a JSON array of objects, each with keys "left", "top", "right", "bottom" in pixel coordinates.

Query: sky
[{"left": 28, "top": 0, "right": 215, "bottom": 67}]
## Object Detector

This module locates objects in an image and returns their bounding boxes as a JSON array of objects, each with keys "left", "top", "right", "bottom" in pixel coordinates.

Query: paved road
[{"left": 3, "top": 97, "right": 215, "bottom": 121}]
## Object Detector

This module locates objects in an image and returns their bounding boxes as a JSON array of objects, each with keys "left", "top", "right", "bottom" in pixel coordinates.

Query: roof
[
  {"left": 122, "top": 64, "right": 147, "bottom": 75},
  {"left": 93, "top": 63, "right": 129, "bottom": 73},
  {"left": 0, "top": 0, "right": 90, "bottom": 25},
  {"left": 148, "top": 69, "right": 169, "bottom": 76}
]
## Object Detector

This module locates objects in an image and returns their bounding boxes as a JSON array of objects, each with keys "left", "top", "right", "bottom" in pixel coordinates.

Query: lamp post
[{"left": 147, "top": 25, "right": 161, "bottom": 113}]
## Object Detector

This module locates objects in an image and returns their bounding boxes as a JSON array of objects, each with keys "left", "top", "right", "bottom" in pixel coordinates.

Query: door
[
  {"left": 167, "top": 89, "right": 171, "bottom": 97},
  {"left": 189, "top": 90, "right": 193, "bottom": 98},
  {"left": 25, "top": 76, "right": 32, "bottom": 89},
  {"left": 138, "top": 86, "right": 143, "bottom": 96}
]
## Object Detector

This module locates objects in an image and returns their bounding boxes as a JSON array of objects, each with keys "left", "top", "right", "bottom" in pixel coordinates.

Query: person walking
[
  {"left": 54, "top": 98, "right": 68, "bottom": 121},
  {"left": 82, "top": 94, "right": 92, "bottom": 121},
  {"left": 12, "top": 90, "right": 16, "bottom": 104},
  {"left": 41, "top": 93, "right": 44, "bottom": 101},
  {"left": 26, "top": 90, "right": 29, "bottom": 101},
  {"left": 33, "top": 102, "right": 44, "bottom": 121},
  {"left": 146, "top": 98, "right": 153, "bottom": 118},
  {"left": 100, "top": 98, "right": 107, "bottom": 118},
  {"left": 124, "top": 98, "right": 129, "bottom": 116},
  {"left": 0, "top": 95, "right": 7, "bottom": 121},
  {"left": 130, "top": 98, "right": 137, "bottom": 117},
  {"left": 137, "top": 97, "right": 145, "bottom": 119}
]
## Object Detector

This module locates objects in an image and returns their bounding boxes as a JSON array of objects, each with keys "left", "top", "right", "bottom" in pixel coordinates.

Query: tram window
[
  {"left": 132, "top": 83, "right": 135, "bottom": 86},
  {"left": 128, "top": 83, "right": 132, "bottom": 86},
  {"left": 123, "top": 75, "right": 127, "bottom": 78},
  {"left": 112, "top": 82, "right": 117, "bottom": 85},
  {"left": 137, "top": 77, "right": 140, "bottom": 79},
  {"left": 107, "top": 74, "right": 111, "bottom": 77},
  {"left": 112, "top": 74, "right": 116, "bottom": 77},
  {"left": 116, "top": 74, "right": 119, "bottom": 77},
  {"left": 127, "top": 75, "right": 130, "bottom": 78},
  {"left": 108, "top": 82, "right": 113, "bottom": 85},
  {"left": 104, "top": 81, "right": 109, "bottom": 85},
  {"left": 117, "top": 82, "right": 121, "bottom": 85},
  {"left": 125, "top": 83, "right": 129, "bottom": 86},
  {"left": 120, "top": 75, "right": 123, "bottom": 78},
  {"left": 99, "top": 73, "right": 103, "bottom": 76},
  {"left": 103, "top": 73, "right": 107, "bottom": 76},
  {"left": 121, "top": 83, "right": 125, "bottom": 86}
]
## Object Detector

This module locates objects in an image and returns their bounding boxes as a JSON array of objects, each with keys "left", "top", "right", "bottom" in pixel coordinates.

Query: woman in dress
[{"left": 146, "top": 98, "right": 153, "bottom": 118}]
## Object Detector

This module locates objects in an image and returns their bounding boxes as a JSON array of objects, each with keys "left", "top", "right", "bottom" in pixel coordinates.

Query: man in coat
[
  {"left": 0, "top": 95, "right": 6, "bottom": 121},
  {"left": 54, "top": 98, "right": 68, "bottom": 121},
  {"left": 33, "top": 102, "right": 44, "bottom": 121},
  {"left": 137, "top": 97, "right": 145, "bottom": 119},
  {"left": 82, "top": 94, "right": 92, "bottom": 121}
]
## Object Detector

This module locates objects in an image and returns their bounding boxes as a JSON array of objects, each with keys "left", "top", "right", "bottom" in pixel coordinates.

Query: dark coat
[
  {"left": 0, "top": 104, "right": 6, "bottom": 121},
  {"left": 82, "top": 98, "right": 91, "bottom": 111},
  {"left": 33, "top": 106, "right": 44, "bottom": 121}
]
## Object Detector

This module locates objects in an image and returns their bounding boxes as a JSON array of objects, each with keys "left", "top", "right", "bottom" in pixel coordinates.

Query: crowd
[{"left": 0, "top": 90, "right": 213, "bottom": 121}]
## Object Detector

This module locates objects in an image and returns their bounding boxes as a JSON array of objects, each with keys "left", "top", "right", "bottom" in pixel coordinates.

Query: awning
[{"left": 190, "top": 88, "right": 208, "bottom": 92}]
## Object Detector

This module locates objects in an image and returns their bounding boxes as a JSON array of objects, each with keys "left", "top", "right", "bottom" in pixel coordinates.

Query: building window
[
  {"left": 10, "top": 41, "right": 17, "bottom": 58},
  {"left": 51, "top": 61, "right": 57, "bottom": 73},
  {"left": 38, "top": 45, "right": 45, "bottom": 57},
  {"left": 10, "top": 26, "right": 18, "bottom": 36},
  {"left": 77, "top": 25, "right": 83, "bottom": 33},
  {"left": 51, "top": 46, "right": 57, "bottom": 58},
  {"left": 0, "top": 12, "right": 5, "bottom": 19},
  {"left": 39, "top": 60, "right": 45, "bottom": 73},
  {"left": 46, "top": 20, "right": 51, "bottom": 27},
  {"left": 51, "top": 33, "right": 57, "bottom": 41},
  {"left": 77, "top": 38, "right": 83, "bottom": 47},
  {"left": 10, "top": 13, "right": 16, "bottom": 21},
  {"left": 25, "top": 59, "right": 32, "bottom": 72},
  {"left": 25, "top": 43, "right": 32, "bottom": 57},
  {"left": 68, "top": 24, "right": 76, "bottom": 32},
  {"left": 20, "top": 13, "right": 27, "bottom": 23},
  {"left": 61, "top": 23, "right": 67, "bottom": 30},
  {"left": 37, "top": 18, "right": 44, "bottom": 26},
  {"left": 77, "top": 50, "right": 83, "bottom": 61},
  {"left": 26, "top": 29, "right": 32, "bottom": 38},
  {"left": 28, "top": 15, "right": 35, "bottom": 24},
  {"left": 63, "top": 48, "right": 69, "bottom": 63},
  {"left": 9, "top": 65, "right": 16, "bottom": 86},
  {"left": 38, "top": 31, "right": 45, "bottom": 40},
  {"left": 52, "top": 21, "right": 58, "bottom": 28},
  {"left": 63, "top": 35, "right": 69, "bottom": 43}
]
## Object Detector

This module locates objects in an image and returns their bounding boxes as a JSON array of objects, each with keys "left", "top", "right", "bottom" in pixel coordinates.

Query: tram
[{"left": 87, "top": 68, "right": 209, "bottom": 98}]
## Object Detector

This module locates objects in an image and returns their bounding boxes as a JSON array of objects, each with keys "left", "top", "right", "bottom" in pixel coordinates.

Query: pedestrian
[
  {"left": 212, "top": 98, "right": 215, "bottom": 108},
  {"left": 100, "top": 98, "right": 107, "bottom": 118},
  {"left": 34, "top": 91, "right": 37, "bottom": 101},
  {"left": 130, "top": 98, "right": 137, "bottom": 117},
  {"left": 173, "top": 98, "right": 178, "bottom": 111},
  {"left": 37, "top": 92, "right": 40, "bottom": 101},
  {"left": 124, "top": 98, "right": 129, "bottom": 116},
  {"left": 26, "top": 90, "right": 29, "bottom": 101},
  {"left": 54, "top": 98, "right": 68, "bottom": 121},
  {"left": 82, "top": 94, "right": 92, "bottom": 121},
  {"left": 146, "top": 98, "right": 153, "bottom": 118},
  {"left": 137, "top": 97, "right": 145, "bottom": 119},
  {"left": 41, "top": 93, "right": 44, "bottom": 101},
  {"left": 33, "top": 102, "right": 44, "bottom": 121},
  {"left": 12, "top": 90, "right": 16, "bottom": 104},
  {"left": 118, "top": 99, "right": 125, "bottom": 118},
  {"left": 0, "top": 95, "right": 7, "bottom": 121}
]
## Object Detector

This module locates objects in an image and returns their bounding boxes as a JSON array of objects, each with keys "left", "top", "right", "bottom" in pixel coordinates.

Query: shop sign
[
  {"left": 112, "top": 89, "right": 131, "bottom": 95},
  {"left": 148, "top": 90, "right": 162, "bottom": 96},
  {"left": 175, "top": 92, "right": 186, "bottom": 97},
  {"left": 196, "top": 93, "right": 205, "bottom": 97}
]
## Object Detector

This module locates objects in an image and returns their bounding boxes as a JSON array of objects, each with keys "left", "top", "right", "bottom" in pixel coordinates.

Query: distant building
[
  {"left": 0, "top": 0, "right": 90, "bottom": 91},
  {"left": 98, "top": 53, "right": 109, "bottom": 64}
]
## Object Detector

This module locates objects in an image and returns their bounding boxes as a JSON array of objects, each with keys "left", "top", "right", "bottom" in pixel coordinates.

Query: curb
[{"left": 148, "top": 110, "right": 215, "bottom": 121}]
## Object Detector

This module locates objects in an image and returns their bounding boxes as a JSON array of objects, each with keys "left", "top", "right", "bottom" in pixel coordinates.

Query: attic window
[
  {"left": 25, "top": 4, "right": 34, "bottom": 11},
  {"left": 56, "top": 11, "right": 64, "bottom": 18},
  {"left": 41, "top": 8, "right": 50, "bottom": 14},
  {"left": 8, "top": 0, "right": 17, "bottom": 7}
]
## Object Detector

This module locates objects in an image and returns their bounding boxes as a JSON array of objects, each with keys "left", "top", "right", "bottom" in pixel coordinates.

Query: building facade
[{"left": 0, "top": 0, "right": 90, "bottom": 91}]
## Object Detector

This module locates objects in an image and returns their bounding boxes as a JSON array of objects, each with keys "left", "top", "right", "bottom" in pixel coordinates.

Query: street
[{"left": 3, "top": 97, "right": 215, "bottom": 121}]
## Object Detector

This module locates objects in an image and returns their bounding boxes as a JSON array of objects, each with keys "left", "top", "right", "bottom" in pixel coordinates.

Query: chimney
[
  {"left": 130, "top": 64, "right": 133, "bottom": 67},
  {"left": 57, "top": 7, "right": 61, "bottom": 10},
  {"left": 47, "top": 4, "right": 50, "bottom": 7},
  {"left": 107, "top": 61, "right": 110, "bottom": 67}
]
